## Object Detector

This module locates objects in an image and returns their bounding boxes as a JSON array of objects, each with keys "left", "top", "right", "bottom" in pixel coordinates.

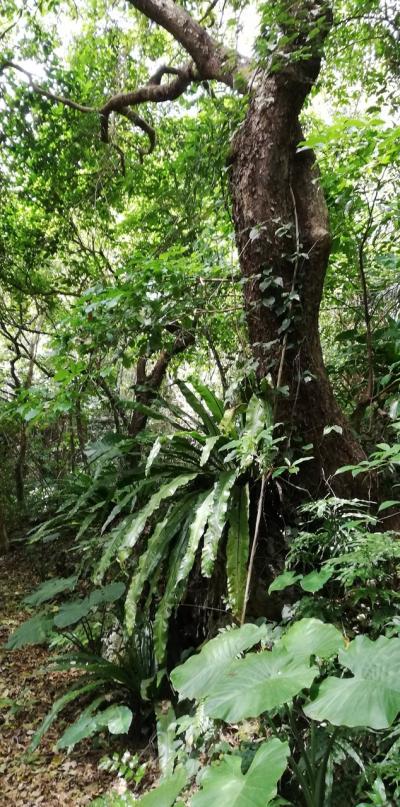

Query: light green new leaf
[
  {"left": 191, "top": 738, "right": 289, "bottom": 807},
  {"left": 304, "top": 635, "right": 400, "bottom": 729},
  {"left": 226, "top": 485, "right": 250, "bottom": 618},
  {"left": 268, "top": 571, "right": 301, "bottom": 594},
  {"left": 201, "top": 470, "right": 237, "bottom": 577},
  {"left": 188, "top": 377, "right": 224, "bottom": 421},
  {"left": 23, "top": 575, "right": 78, "bottom": 606},
  {"left": 300, "top": 568, "right": 333, "bottom": 593},
  {"left": 119, "top": 473, "right": 197, "bottom": 561},
  {"left": 6, "top": 614, "right": 54, "bottom": 649},
  {"left": 203, "top": 648, "right": 317, "bottom": 721},
  {"left": 156, "top": 704, "right": 177, "bottom": 778},
  {"left": 145, "top": 437, "right": 163, "bottom": 476},
  {"left": 281, "top": 618, "right": 344, "bottom": 659},
  {"left": 171, "top": 623, "right": 278, "bottom": 702}
]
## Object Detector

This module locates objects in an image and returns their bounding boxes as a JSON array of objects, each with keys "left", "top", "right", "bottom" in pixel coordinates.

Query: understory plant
[
  {"left": 5, "top": 577, "right": 154, "bottom": 750},
  {"left": 24, "top": 380, "right": 292, "bottom": 659},
  {"left": 96, "top": 618, "right": 400, "bottom": 806}
]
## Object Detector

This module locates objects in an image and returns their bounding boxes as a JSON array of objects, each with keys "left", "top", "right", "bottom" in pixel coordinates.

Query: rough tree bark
[{"left": 229, "top": 10, "right": 366, "bottom": 495}]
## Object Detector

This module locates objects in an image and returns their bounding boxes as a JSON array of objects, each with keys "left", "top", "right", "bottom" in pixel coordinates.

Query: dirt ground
[{"left": 0, "top": 547, "right": 117, "bottom": 806}]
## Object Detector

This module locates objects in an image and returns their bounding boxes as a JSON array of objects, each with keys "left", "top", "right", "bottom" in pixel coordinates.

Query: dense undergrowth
[
  {"left": 4, "top": 383, "right": 400, "bottom": 805},
  {"left": 1, "top": 0, "right": 400, "bottom": 804}
]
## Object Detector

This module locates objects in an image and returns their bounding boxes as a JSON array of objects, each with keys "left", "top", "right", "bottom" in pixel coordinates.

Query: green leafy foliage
[
  {"left": 170, "top": 623, "right": 270, "bottom": 701},
  {"left": 5, "top": 613, "right": 54, "bottom": 649},
  {"left": 58, "top": 703, "right": 133, "bottom": 749},
  {"left": 304, "top": 635, "right": 400, "bottom": 729},
  {"left": 23, "top": 575, "right": 78, "bottom": 606},
  {"left": 192, "top": 738, "right": 289, "bottom": 807}
]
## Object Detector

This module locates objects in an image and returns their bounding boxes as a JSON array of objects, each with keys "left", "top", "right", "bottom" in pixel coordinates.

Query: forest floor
[{"left": 0, "top": 546, "right": 118, "bottom": 806}]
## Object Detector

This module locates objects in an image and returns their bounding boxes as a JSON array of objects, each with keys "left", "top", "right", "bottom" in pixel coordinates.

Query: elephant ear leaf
[
  {"left": 5, "top": 613, "right": 54, "bottom": 649},
  {"left": 304, "top": 635, "right": 400, "bottom": 729},
  {"left": 134, "top": 766, "right": 188, "bottom": 806},
  {"left": 191, "top": 738, "right": 289, "bottom": 807},
  {"left": 281, "top": 618, "right": 344, "bottom": 659},
  {"left": 171, "top": 622, "right": 269, "bottom": 701},
  {"left": 23, "top": 575, "right": 78, "bottom": 606}
]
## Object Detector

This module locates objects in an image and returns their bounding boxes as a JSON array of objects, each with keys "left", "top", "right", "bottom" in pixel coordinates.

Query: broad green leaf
[
  {"left": 268, "top": 571, "right": 301, "bottom": 594},
  {"left": 6, "top": 613, "right": 54, "bottom": 649},
  {"left": 281, "top": 618, "right": 344, "bottom": 659},
  {"left": 192, "top": 738, "right": 289, "bottom": 807},
  {"left": 88, "top": 582, "right": 125, "bottom": 608},
  {"left": 300, "top": 568, "right": 333, "bottom": 593},
  {"left": 153, "top": 493, "right": 213, "bottom": 660},
  {"left": 29, "top": 681, "right": 103, "bottom": 751},
  {"left": 53, "top": 597, "right": 92, "bottom": 628},
  {"left": 201, "top": 470, "right": 237, "bottom": 577},
  {"left": 203, "top": 648, "right": 317, "bottom": 721},
  {"left": 304, "top": 635, "right": 400, "bottom": 729},
  {"left": 104, "top": 704, "right": 133, "bottom": 734},
  {"left": 125, "top": 493, "right": 198, "bottom": 632},
  {"left": 134, "top": 766, "right": 187, "bottom": 806},
  {"left": 176, "top": 380, "right": 219, "bottom": 435},
  {"left": 57, "top": 703, "right": 132, "bottom": 749},
  {"left": 226, "top": 485, "right": 250, "bottom": 618},
  {"left": 23, "top": 575, "right": 78, "bottom": 606},
  {"left": 188, "top": 377, "right": 224, "bottom": 421},
  {"left": 200, "top": 436, "right": 221, "bottom": 467},
  {"left": 57, "top": 696, "right": 106, "bottom": 748},
  {"left": 171, "top": 623, "right": 279, "bottom": 702},
  {"left": 119, "top": 473, "right": 197, "bottom": 561}
]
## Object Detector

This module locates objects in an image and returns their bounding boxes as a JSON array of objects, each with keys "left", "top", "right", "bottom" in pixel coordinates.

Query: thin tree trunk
[{"left": 0, "top": 503, "right": 9, "bottom": 555}]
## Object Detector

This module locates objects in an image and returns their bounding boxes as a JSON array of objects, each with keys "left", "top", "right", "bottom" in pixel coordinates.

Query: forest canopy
[{"left": 0, "top": 0, "right": 400, "bottom": 804}]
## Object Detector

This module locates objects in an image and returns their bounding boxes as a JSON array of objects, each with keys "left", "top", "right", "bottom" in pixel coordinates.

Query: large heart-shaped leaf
[
  {"left": 135, "top": 766, "right": 188, "bottom": 806},
  {"left": 23, "top": 575, "right": 78, "bottom": 606},
  {"left": 191, "top": 738, "right": 289, "bottom": 807},
  {"left": 88, "top": 582, "right": 125, "bottom": 607},
  {"left": 171, "top": 623, "right": 270, "bottom": 701},
  {"left": 304, "top": 635, "right": 400, "bottom": 729},
  {"left": 204, "top": 648, "right": 317, "bottom": 721},
  {"left": 281, "top": 618, "right": 344, "bottom": 659},
  {"left": 5, "top": 613, "right": 54, "bottom": 649},
  {"left": 300, "top": 568, "right": 333, "bottom": 593},
  {"left": 53, "top": 597, "right": 92, "bottom": 628}
]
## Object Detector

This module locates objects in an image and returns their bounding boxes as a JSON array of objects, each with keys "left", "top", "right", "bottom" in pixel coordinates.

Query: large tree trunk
[{"left": 230, "top": 39, "right": 365, "bottom": 497}]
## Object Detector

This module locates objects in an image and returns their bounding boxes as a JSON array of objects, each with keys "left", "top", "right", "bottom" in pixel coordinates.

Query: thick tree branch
[
  {"left": 2, "top": 0, "right": 247, "bottom": 158},
  {"left": 126, "top": 0, "right": 240, "bottom": 83}
]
